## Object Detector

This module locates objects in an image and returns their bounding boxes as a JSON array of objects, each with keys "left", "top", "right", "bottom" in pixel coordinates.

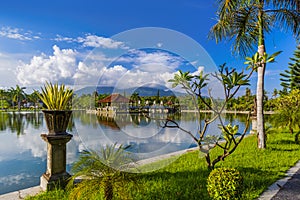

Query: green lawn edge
[{"left": 26, "top": 131, "right": 300, "bottom": 200}]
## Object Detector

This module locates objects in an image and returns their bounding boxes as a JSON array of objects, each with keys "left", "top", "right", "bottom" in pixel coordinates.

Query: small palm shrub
[
  {"left": 67, "top": 144, "right": 136, "bottom": 200},
  {"left": 207, "top": 167, "right": 243, "bottom": 200},
  {"left": 37, "top": 82, "right": 73, "bottom": 110}
]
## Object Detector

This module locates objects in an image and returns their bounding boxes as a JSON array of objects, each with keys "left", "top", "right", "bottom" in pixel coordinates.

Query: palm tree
[
  {"left": 9, "top": 85, "right": 26, "bottom": 111},
  {"left": 28, "top": 91, "right": 40, "bottom": 110},
  {"left": 68, "top": 144, "right": 136, "bottom": 200},
  {"left": 210, "top": 0, "right": 299, "bottom": 149},
  {"left": 272, "top": 88, "right": 279, "bottom": 99},
  {"left": 130, "top": 92, "right": 140, "bottom": 107}
]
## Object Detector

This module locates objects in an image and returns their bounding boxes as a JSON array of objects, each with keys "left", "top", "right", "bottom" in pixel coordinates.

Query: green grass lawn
[{"left": 27, "top": 131, "right": 300, "bottom": 200}]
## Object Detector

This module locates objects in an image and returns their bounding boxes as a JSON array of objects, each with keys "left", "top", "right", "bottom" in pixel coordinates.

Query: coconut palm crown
[{"left": 37, "top": 82, "right": 73, "bottom": 110}]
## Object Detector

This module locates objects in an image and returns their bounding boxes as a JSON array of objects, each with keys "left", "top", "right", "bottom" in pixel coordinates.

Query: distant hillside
[{"left": 75, "top": 86, "right": 184, "bottom": 97}]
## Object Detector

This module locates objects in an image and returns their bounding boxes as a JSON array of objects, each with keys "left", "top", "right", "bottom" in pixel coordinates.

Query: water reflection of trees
[
  {"left": 0, "top": 112, "right": 9, "bottom": 131},
  {"left": 0, "top": 111, "right": 262, "bottom": 136},
  {"left": 0, "top": 112, "right": 44, "bottom": 136},
  {"left": 24, "top": 112, "right": 44, "bottom": 129},
  {"left": 72, "top": 111, "right": 99, "bottom": 128},
  {"left": 71, "top": 111, "right": 264, "bottom": 134},
  {"left": 8, "top": 112, "right": 26, "bottom": 136}
]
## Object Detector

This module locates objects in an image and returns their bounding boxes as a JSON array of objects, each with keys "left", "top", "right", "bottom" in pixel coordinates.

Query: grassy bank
[{"left": 27, "top": 131, "right": 300, "bottom": 200}]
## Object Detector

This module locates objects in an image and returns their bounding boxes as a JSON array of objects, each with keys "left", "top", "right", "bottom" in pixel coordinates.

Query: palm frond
[
  {"left": 68, "top": 144, "right": 136, "bottom": 200},
  {"left": 271, "top": 8, "right": 300, "bottom": 38}
]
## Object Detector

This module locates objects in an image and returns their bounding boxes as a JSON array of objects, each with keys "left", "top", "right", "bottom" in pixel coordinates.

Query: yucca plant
[
  {"left": 37, "top": 82, "right": 73, "bottom": 110},
  {"left": 37, "top": 82, "right": 74, "bottom": 135}
]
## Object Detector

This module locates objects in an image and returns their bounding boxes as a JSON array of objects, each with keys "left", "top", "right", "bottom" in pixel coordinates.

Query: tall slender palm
[
  {"left": 210, "top": 0, "right": 299, "bottom": 149},
  {"left": 9, "top": 85, "right": 26, "bottom": 111}
]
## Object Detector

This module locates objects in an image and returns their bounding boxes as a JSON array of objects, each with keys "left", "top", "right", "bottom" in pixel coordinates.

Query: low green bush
[{"left": 207, "top": 167, "right": 243, "bottom": 200}]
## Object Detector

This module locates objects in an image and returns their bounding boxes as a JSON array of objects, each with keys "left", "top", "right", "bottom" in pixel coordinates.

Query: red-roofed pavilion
[{"left": 98, "top": 93, "right": 130, "bottom": 104}]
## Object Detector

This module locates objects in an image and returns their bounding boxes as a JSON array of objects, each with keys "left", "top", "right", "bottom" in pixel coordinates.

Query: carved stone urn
[
  {"left": 43, "top": 110, "right": 72, "bottom": 135},
  {"left": 40, "top": 110, "right": 73, "bottom": 191}
]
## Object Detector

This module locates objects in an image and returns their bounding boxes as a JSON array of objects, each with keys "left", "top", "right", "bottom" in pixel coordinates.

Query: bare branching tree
[{"left": 162, "top": 64, "right": 255, "bottom": 170}]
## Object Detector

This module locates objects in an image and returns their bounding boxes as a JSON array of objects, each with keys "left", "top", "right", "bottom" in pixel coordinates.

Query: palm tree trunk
[
  {"left": 104, "top": 177, "right": 113, "bottom": 200},
  {"left": 257, "top": 45, "right": 266, "bottom": 149},
  {"left": 257, "top": 3, "right": 266, "bottom": 149}
]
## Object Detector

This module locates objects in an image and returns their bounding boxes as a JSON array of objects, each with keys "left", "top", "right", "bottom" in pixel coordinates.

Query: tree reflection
[
  {"left": 7, "top": 112, "right": 26, "bottom": 136},
  {"left": 0, "top": 112, "right": 9, "bottom": 131},
  {"left": 73, "top": 111, "right": 99, "bottom": 128},
  {"left": 24, "top": 112, "right": 44, "bottom": 129},
  {"left": 0, "top": 112, "right": 44, "bottom": 136},
  {"left": 0, "top": 111, "right": 257, "bottom": 137}
]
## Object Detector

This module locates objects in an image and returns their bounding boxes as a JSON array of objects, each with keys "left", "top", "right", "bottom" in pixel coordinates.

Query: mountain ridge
[{"left": 75, "top": 86, "right": 184, "bottom": 97}]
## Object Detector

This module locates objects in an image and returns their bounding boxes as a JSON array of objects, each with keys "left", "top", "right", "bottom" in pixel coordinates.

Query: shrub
[{"left": 207, "top": 167, "right": 243, "bottom": 200}]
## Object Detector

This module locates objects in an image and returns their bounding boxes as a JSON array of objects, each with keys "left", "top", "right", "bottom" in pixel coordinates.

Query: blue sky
[{"left": 0, "top": 0, "right": 298, "bottom": 96}]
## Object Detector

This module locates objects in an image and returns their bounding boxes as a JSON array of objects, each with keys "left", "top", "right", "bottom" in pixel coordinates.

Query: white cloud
[
  {"left": 0, "top": 52, "right": 31, "bottom": 87},
  {"left": 77, "top": 34, "right": 125, "bottom": 49},
  {"left": 0, "top": 26, "right": 40, "bottom": 41},
  {"left": 15, "top": 44, "right": 120, "bottom": 87},
  {"left": 16, "top": 45, "right": 77, "bottom": 85},
  {"left": 15, "top": 46, "right": 197, "bottom": 91},
  {"left": 123, "top": 50, "right": 184, "bottom": 73},
  {"left": 54, "top": 34, "right": 127, "bottom": 49},
  {"left": 110, "top": 65, "right": 177, "bottom": 90},
  {"left": 87, "top": 50, "right": 185, "bottom": 89},
  {"left": 73, "top": 61, "right": 104, "bottom": 86},
  {"left": 191, "top": 66, "right": 204, "bottom": 76},
  {"left": 54, "top": 34, "right": 75, "bottom": 42},
  {"left": 69, "top": 49, "right": 186, "bottom": 89}
]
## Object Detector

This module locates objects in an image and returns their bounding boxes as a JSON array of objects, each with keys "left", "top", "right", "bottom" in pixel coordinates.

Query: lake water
[{"left": 0, "top": 111, "right": 251, "bottom": 194}]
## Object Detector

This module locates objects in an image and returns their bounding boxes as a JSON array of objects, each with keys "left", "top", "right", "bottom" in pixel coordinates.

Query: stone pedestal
[{"left": 40, "top": 133, "right": 72, "bottom": 191}]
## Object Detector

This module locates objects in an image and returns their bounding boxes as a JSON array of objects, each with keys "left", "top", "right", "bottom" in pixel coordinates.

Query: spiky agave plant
[
  {"left": 67, "top": 143, "right": 136, "bottom": 200},
  {"left": 37, "top": 82, "right": 73, "bottom": 110}
]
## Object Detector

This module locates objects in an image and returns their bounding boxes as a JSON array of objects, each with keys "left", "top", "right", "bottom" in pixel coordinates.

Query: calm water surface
[{"left": 0, "top": 111, "right": 251, "bottom": 194}]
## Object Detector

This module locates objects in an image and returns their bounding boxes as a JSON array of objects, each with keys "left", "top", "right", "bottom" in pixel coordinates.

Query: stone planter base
[
  {"left": 40, "top": 134, "right": 73, "bottom": 191},
  {"left": 40, "top": 172, "right": 71, "bottom": 191}
]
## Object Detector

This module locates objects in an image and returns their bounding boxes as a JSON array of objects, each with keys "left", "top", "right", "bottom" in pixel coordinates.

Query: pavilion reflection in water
[{"left": 96, "top": 112, "right": 152, "bottom": 131}]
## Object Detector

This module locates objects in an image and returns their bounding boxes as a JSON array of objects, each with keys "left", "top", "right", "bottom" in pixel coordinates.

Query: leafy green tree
[
  {"left": 210, "top": 0, "right": 299, "bottom": 149},
  {"left": 0, "top": 89, "right": 9, "bottom": 110},
  {"left": 280, "top": 45, "right": 300, "bottom": 90},
  {"left": 272, "top": 89, "right": 300, "bottom": 143}
]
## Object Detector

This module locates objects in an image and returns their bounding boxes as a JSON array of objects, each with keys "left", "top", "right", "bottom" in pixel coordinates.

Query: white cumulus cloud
[
  {"left": 16, "top": 45, "right": 77, "bottom": 85},
  {"left": 91, "top": 49, "right": 187, "bottom": 89},
  {"left": 15, "top": 45, "right": 200, "bottom": 92}
]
